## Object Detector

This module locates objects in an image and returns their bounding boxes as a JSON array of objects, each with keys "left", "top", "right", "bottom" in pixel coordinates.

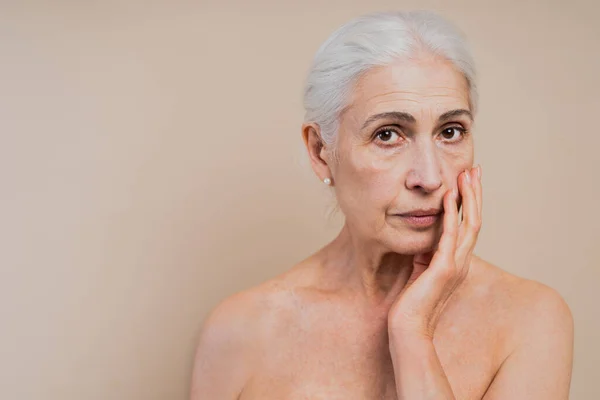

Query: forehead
[{"left": 345, "top": 55, "right": 471, "bottom": 122}]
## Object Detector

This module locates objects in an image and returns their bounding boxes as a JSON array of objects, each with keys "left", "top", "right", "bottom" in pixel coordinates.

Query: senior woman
[{"left": 191, "top": 10, "right": 574, "bottom": 400}]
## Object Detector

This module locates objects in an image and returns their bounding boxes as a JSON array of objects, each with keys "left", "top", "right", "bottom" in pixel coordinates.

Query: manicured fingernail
[
  {"left": 452, "top": 187, "right": 458, "bottom": 198},
  {"left": 464, "top": 170, "right": 471, "bottom": 183}
]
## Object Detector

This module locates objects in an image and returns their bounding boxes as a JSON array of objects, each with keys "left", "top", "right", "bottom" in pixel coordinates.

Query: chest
[{"left": 240, "top": 315, "right": 498, "bottom": 400}]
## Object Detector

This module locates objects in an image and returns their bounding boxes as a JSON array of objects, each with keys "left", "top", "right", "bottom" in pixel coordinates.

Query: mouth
[{"left": 394, "top": 208, "right": 442, "bottom": 228}]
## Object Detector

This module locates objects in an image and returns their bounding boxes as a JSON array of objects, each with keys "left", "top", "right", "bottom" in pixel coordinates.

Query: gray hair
[{"left": 303, "top": 10, "right": 478, "bottom": 149}]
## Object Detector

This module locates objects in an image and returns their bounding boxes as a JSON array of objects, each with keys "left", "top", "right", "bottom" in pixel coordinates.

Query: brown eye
[
  {"left": 440, "top": 127, "right": 466, "bottom": 142},
  {"left": 378, "top": 130, "right": 395, "bottom": 141},
  {"left": 374, "top": 128, "right": 401, "bottom": 145}
]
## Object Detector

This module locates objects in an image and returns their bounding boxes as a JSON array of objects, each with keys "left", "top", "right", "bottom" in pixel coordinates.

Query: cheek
[
  {"left": 439, "top": 148, "right": 473, "bottom": 187},
  {"left": 338, "top": 153, "right": 401, "bottom": 210}
]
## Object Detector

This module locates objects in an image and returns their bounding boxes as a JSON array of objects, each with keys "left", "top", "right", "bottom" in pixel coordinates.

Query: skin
[{"left": 190, "top": 53, "right": 574, "bottom": 399}]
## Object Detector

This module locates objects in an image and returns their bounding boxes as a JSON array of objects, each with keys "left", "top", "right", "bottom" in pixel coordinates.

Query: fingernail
[
  {"left": 452, "top": 187, "right": 458, "bottom": 198},
  {"left": 464, "top": 170, "right": 471, "bottom": 183},
  {"left": 477, "top": 165, "right": 482, "bottom": 180}
]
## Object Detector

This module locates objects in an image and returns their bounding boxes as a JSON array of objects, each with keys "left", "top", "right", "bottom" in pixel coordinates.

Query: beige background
[{"left": 1, "top": 0, "right": 598, "bottom": 399}]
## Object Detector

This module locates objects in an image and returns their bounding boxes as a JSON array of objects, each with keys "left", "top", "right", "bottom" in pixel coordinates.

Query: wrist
[
  {"left": 389, "top": 327, "right": 433, "bottom": 353},
  {"left": 388, "top": 321, "right": 433, "bottom": 343}
]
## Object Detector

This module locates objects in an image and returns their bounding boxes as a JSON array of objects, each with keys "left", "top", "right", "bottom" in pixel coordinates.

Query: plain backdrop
[{"left": 1, "top": 0, "right": 598, "bottom": 399}]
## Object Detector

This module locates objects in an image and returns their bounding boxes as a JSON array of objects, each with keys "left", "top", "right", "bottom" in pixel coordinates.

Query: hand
[{"left": 388, "top": 165, "right": 483, "bottom": 340}]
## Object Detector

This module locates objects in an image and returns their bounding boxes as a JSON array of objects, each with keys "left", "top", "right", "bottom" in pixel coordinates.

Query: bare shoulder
[
  {"left": 190, "top": 270, "right": 303, "bottom": 399},
  {"left": 189, "top": 287, "right": 261, "bottom": 398},
  {"left": 464, "top": 260, "right": 574, "bottom": 398},
  {"left": 466, "top": 255, "right": 574, "bottom": 349},
  {"left": 470, "top": 255, "right": 572, "bottom": 314},
  {"left": 196, "top": 259, "right": 313, "bottom": 343},
  {"left": 195, "top": 271, "right": 300, "bottom": 352},
  {"left": 196, "top": 263, "right": 312, "bottom": 345}
]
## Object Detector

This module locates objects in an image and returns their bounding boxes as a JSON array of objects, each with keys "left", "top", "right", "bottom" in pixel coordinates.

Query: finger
[
  {"left": 471, "top": 165, "right": 482, "bottom": 218},
  {"left": 456, "top": 169, "right": 469, "bottom": 242},
  {"left": 456, "top": 168, "right": 480, "bottom": 256},
  {"left": 431, "top": 187, "right": 459, "bottom": 266},
  {"left": 410, "top": 189, "right": 459, "bottom": 301}
]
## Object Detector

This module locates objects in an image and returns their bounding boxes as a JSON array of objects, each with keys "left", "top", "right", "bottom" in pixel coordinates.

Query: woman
[{"left": 191, "top": 10, "right": 574, "bottom": 399}]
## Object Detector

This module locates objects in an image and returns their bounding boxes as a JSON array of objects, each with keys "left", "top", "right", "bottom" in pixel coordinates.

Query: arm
[
  {"left": 386, "top": 166, "right": 481, "bottom": 399},
  {"left": 389, "top": 333, "right": 455, "bottom": 400},
  {"left": 482, "top": 285, "right": 574, "bottom": 399},
  {"left": 189, "top": 295, "right": 255, "bottom": 400}
]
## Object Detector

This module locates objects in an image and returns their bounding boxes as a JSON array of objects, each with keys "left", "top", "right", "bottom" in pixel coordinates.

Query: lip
[
  {"left": 397, "top": 214, "right": 441, "bottom": 228},
  {"left": 398, "top": 208, "right": 442, "bottom": 217},
  {"left": 395, "top": 208, "right": 442, "bottom": 228}
]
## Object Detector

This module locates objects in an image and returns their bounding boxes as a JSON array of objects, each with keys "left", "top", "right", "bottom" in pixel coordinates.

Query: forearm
[{"left": 389, "top": 333, "right": 455, "bottom": 400}]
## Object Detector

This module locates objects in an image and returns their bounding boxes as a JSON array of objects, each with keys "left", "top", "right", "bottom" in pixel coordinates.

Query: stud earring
[{"left": 323, "top": 177, "right": 331, "bottom": 185}]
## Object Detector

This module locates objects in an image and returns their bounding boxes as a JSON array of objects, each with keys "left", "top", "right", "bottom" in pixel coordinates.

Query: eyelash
[{"left": 373, "top": 125, "right": 469, "bottom": 147}]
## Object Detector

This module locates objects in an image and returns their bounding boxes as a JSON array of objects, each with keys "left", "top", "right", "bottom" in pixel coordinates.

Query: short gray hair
[{"left": 303, "top": 10, "right": 478, "bottom": 148}]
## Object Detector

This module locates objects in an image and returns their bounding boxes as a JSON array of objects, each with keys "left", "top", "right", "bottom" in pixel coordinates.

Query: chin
[{"left": 386, "top": 227, "right": 441, "bottom": 255}]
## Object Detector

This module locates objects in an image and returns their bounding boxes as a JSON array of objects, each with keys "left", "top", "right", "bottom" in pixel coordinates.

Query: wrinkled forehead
[{"left": 342, "top": 56, "right": 471, "bottom": 127}]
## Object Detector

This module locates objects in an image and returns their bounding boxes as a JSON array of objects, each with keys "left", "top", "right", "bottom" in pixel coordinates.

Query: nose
[{"left": 405, "top": 141, "right": 443, "bottom": 193}]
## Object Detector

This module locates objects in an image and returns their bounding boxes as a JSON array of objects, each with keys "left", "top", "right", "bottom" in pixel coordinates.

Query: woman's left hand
[{"left": 388, "top": 165, "right": 482, "bottom": 340}]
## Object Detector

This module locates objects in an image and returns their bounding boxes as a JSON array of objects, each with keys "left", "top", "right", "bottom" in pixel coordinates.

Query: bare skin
[{"left": 191, "top": 53, "right": 574, "bottom": 399}]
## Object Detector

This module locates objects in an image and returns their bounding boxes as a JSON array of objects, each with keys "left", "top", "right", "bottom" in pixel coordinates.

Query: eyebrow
[{"left": 360, "top": 109, "right": 473, "bottom": 130}]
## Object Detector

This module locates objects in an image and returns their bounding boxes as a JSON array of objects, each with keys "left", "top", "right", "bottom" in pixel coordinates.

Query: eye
[
  {"left": 374, "top": 127, "right": 402, "bottom": 146},
  {"left": 439, "top": 126, "right": 467, "bottom": 143}
]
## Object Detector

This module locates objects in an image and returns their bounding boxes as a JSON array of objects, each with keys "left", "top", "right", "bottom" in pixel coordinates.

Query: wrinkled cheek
[
  {"left": 440, "top": 151, "right": 473, "bottom": 188},
  {"left": 338, "top": 156, "right": 399, "bottom": 213},
  {"left": 365, "top": 158, "right": 401, "bottom": 203}
]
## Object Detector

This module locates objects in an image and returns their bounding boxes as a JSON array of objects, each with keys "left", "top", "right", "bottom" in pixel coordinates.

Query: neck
[{"left": 318, "top": 223, "right": 415, "bottom": 308}]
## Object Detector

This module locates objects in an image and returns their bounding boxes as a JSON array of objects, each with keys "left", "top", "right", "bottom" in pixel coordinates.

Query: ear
[{"left": 301, "top": 122, "right": 333, "bottom": 184}]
